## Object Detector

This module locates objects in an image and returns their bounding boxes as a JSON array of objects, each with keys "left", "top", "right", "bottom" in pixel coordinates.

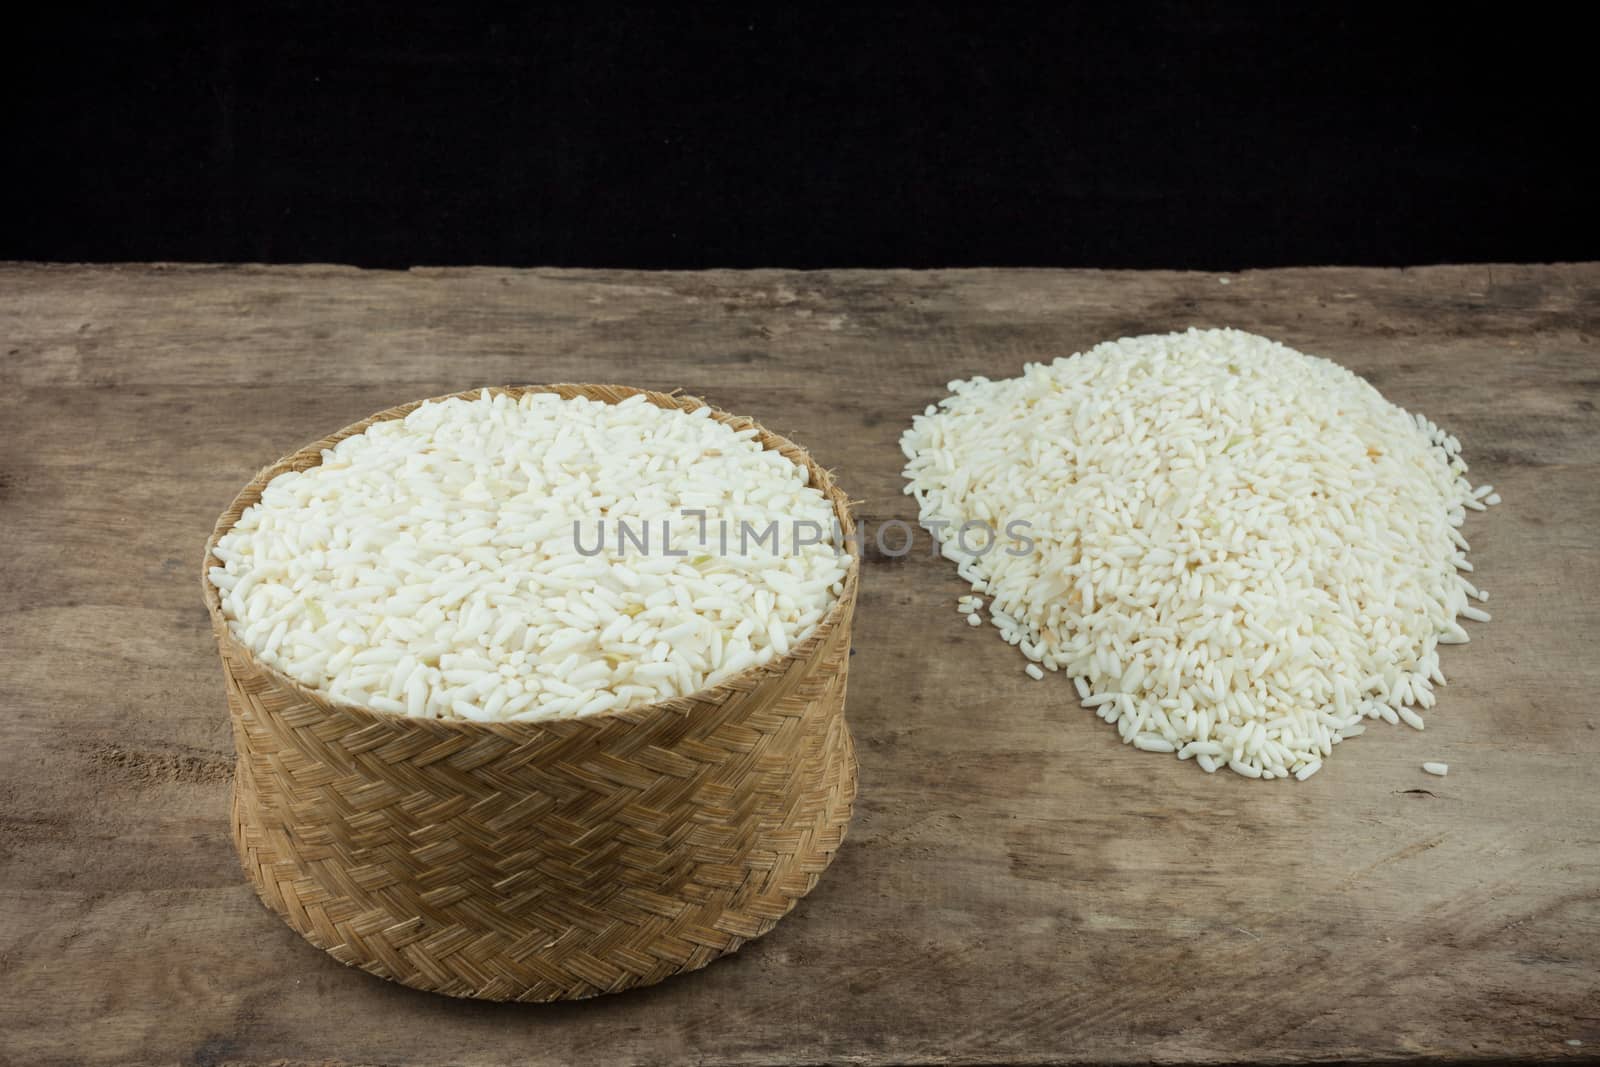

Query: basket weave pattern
[{"left": 204, "top": 385, "right": 859, "bottom": 1001}]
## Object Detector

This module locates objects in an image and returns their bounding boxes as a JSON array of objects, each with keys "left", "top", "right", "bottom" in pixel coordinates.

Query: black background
[{"left": 5, "top": 6, "right": 1594, "bottom": 270}]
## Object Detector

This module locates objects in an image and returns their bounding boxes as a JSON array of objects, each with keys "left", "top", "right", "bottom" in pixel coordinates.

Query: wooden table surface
[{"left": 2, "top": 262, "right": 1597, "bottom": 1067}]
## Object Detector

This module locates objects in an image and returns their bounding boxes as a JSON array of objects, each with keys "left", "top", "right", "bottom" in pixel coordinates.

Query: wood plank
[{"left": 1, "top": 262, "right": 1596, "bottom": 1066}]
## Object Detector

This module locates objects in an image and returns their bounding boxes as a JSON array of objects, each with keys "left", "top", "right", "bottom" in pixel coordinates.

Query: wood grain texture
[{"left": 1, "top": 262, "right": 1597, "bottom": 1066}]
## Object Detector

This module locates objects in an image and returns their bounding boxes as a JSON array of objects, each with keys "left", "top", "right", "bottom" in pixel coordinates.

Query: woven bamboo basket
[{"left": 202, "top": 384, "right": 859, "bottom": 1002}]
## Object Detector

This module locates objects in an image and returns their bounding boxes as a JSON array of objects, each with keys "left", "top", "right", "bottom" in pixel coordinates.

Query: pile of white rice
[
  {"left": 901, "top": 328, "right": 1498, "bottom": 780},
  {"left": 208, "top": 391, "right": 850, "bottom": 722}
]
